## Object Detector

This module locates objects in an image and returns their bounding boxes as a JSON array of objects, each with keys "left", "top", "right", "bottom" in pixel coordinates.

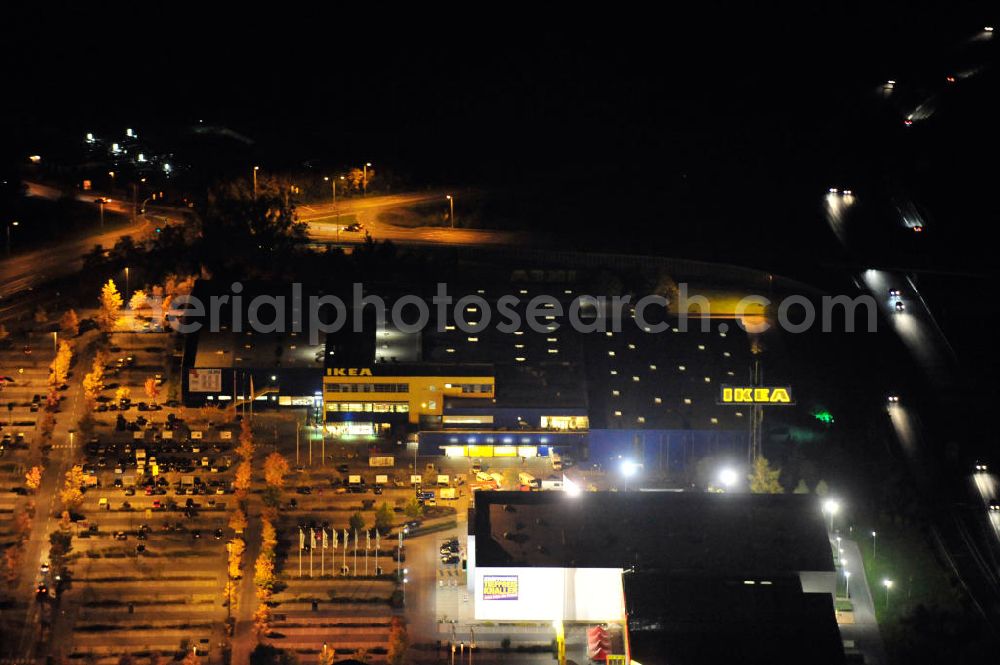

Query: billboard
[
  {"left": 474, "top": 567, "right": 624, "bottom": 622},
  {"left": 189, "top": 369, "right": 222, "bottom": 393},
  {"left": 482, "top": 575, "right": 519, "bottom": 600}
]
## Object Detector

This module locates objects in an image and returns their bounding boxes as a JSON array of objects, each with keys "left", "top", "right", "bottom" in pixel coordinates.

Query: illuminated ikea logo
[
  {"left": 483, "top": 575, "right": 519, "bottom": 600},
  {"left": 721, "top": 386, "right": 793, "bottom": 404},
  {"left": 328, "top": 368, "right": 373, "bottom": 377}
]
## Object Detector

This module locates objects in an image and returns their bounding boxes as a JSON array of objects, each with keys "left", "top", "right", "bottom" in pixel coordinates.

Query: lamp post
[
  {"left": 363, "top": 162, "right": 371, "bottom": 196},
  {"left": 823, "top": 499, "right": 840, "bottom": 532},
  {"left": 719, "top": 467, "right": 738, "bottom": 491},
  {"left": 108, "top": 170, "right": 116, "bottom": 193},
  {"left": 98, "top": 199, "right": 105, "bottom": 228},
  {"left": 844, "top": 570, "right": 851, "bottom": 598},
  {"left": 871, "top": 530, "right": 877, "bottom": 560},
  {"left": 447, "top": 194, "right": 455, "bottom": 228},
  {"left": 253, "top": 166, "right": 259, "bottom": 199},
  {"left": 124, "top": 266, "right": 130, "bottom": 304},
  {"left": 883, "top": 579, "right": 893, "bottom": 608},
  {"left": 6, "top": 220, "right": 18, "bottom": 255},
  {"left": 620, "top": 459, "right": 640, "bottom": 492}
]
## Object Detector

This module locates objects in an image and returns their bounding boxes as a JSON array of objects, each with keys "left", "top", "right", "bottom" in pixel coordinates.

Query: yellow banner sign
[
  {"left": 483, "top": 575, "right": 519, "bottom": 600},
  {"left": 720, "top": 386, "right": 793, "bottom": 404}
]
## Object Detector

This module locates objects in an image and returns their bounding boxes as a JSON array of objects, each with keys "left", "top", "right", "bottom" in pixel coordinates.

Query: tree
[
  {"left": 387, "top": 616, "right": 408, "bottom": 665},
  {"left": 180, "top": 650, "right": 201, "bottom": 665},
  {"left": 403, "top": 498, "right": 423, "bottom": 520},
  {"left": 50, "top": 340, "right": 73, "bottom": 386},
  {"left": 229, "top": 509, "right": 248, "bottom": 534},
  {"left": 39, "top": 412, "right": 56, "bottom": 441},
  {"left": 252, "top": 602, "right": 273, "bottom": 640},
  {"left": 349, "top": 511, "right": 365, "bottom": 533},
  {"left": 144, "top": 377, "right": 160, "bottom": 403},
  {"left": 748, "top": 456, "right": 784, "bottom": 494},
  {"left": 815, "top": 479, "right": 830, "bottom": 497},
  {"left": 59, "top": 309, "right": 80, "bottom": 337},
  {"left": 261, "top": 519, "right": 277, "bottom": 550},
  {"left": 254, "top": 554, "right": 276, "bottom": 592},
  {"left": 128, "top": 290, "right": 147, "bottom": 310},
  {"left": 234, "top": 461, "right": 253, "bottom": 497},
  {"left": 115, "top": 386, "right": 131, "bottom": 403},
  {"left": 793, "top": 479, "right": 810, "bottom": 494},
  {"left": 236, "top": 419, "right": 255, "bottom": 461},
  {"left": 228, "top": 538, "right": 246, "bottom": 579},
  {"left": 98, "top": 279, "right": 124, "bottom": 332},
  {"left": 223, "top": 580, "right": 240, "bottom": 613},
  {"left": 25, "top": 466, "right": 43, "bottom": 492},
  {"left": 317, "top": 647, "right": 337, "bottom": 665},
  {"left": 82, "top": 356, "right": 106, "bottom": 402},
  {"left": 374, "top": 502, "right": 394, "bottom": 535},
  {"left": 4, "top": 544, "right": 23, "bottom": 585},
  {"left": 263, "top": 451, "right": 290, "bottom": 489}
]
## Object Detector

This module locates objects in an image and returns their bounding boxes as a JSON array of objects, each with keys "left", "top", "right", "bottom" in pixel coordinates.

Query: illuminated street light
[
  {"left": 620, "top": 459, "right": 641, "bottom": 492},
  {"left": 253, "top": 165, "right": 259, "bottom": 199},
  {"left": 447, "top": 194, "right": 455, "bottom": 229},
  {"left": 363, "top": 162, "right": 372, "bottom": 196},
  {"left": 718, "top": 467, "right": 738, "bottom": 489},
  {"left": 6, "top": 220, "right": 19, "bottom": 255},
  {"left": 563, "top": 477, "right": 582, "bottom": 497},
  {"left": 844, "top": 570, "right": 851, "bottom": 598},
  {"left": 823, "top": 499, "right": 840, "bottom": 532},
  {"left": 883, "top": 579, "right": 893, "bottom": 608},
  {"left": 872, "top": 531, "right": 877, "bottom": 560}
]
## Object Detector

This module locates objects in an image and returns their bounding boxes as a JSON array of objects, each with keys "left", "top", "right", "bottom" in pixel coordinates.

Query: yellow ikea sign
[
  {"left": 328, "top": 368, "right": 373, "bottom": 377},
  {"left": 721, "top": 386, "right": 793, "bottom": 404}
]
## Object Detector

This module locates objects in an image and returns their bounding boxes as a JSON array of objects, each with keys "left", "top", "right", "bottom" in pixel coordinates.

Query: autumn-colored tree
[
  {"left": 261, "top": 519, "right": 277, "bottom": 551},
  {"left": 263, "top": 452, "right": 290, "bottom": 489},
  {"left": 115, "top": 386, "right": 131, "bottom": 403},
  {"left": 98, "top": 279, "right": 124, "bottom": 332},
  {"left": 236, "top": 419, "right": 255, "bottom": 461},
  {"left": 14, "top": 510, "right": 33, "bottom": 540},
  {"left": 65, "top": 465, "right": 87, "bottom": 490},
  {"left": 128, "top": 290, "right": 147, "bottom": 310},
  {"left": 45, "top": 386, "right": 60, "bottom": 412},
  {"left": 59, "top": 486, "right": 84, "bottom": 511},
  {"left": 50, "top": 340, "right": 73, "bottom": 386},
  {"left": 234, "top": 461, "right": 253, "bottom": 498},
  {"left": 387, "top": 616, "right": 408, "bottom": 665},
  {"left": 252, "top": 602, "right": 272, "bottom": 640},
  {"left": 229, "top": 508, "right": 248, "bottom": 534},
  {"left": 227, "top": 538, "right": 245, "bottom": 579},
  {"left": 180, "top": 650, "right": 201, "bottom": 665},
  {"left": 25, "top": 465, "right": 43, "bottom": 492},
  {"left": 82, "top": 356, "right": 106, "bottom": 402},
  {"left": 223, "top": 580, "right": 240, "bottom": 613},
  {"left": 59, "top": 309, "right": 80, "bottom": 337},
  {"left": 317, "top": 647, "right": 337, "bottom": 665},
  {"left": 748, "top": 456, "right": 784, "bottom": 494},
  {"left": 254, "top": 553, "right": 276, "bottom": 591},
  {"left": 144, "top": 377, "right": 160, "bottom": 403}
]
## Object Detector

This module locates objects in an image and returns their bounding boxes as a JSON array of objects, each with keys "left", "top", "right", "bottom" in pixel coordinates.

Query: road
[
  {"left": 838, "top": 538, "right": 887, "bottom": 665},
  {"left": 298, "top": 192, "right": 529, "bottom": 248}
]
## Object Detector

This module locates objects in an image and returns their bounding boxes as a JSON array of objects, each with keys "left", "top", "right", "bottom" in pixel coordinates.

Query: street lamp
[
  {"left": 5, "top": 220, "right": 18, "bottom": 255},
  {"left": 844, "top": 570, "right": 851, "bottom": 598},
  {"left": 363, "top": 162, "right": 372, "bottom": 196},
  {"left": 124, "top": 266, "right": 130, "bottom": 303},
  {"left": 871, "top": 531, "right": 877, "bottom": 560},
  {"left": 253, "top": 165, "right": 260, "bottom": 198},
  {"left": 823, "top": 499, "right": 840, "bottom": 532},
  {"left": 446, "top": 194, "right": 455, "bottom": 228},
  {"left": 108, "top": 170, "right": 116, "bottom": 192},
  {"left": 883, "top": 579, "right": 893, "bottom": 608},
  {"left": 719, "top": 467, "right": 738, "bottom": 490},
  {"left": 621, "top": 459, "right": 640, "bottom": 492}
]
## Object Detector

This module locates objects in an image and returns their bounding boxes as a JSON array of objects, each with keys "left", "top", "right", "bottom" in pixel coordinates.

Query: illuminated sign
[
  {"left": 328, "top": 368, "right": 373, "bottom": 377},
  {"left": 189, "top": 368, "right": 222, "bottom": 393},
  {"left": 720, "top": 386, "right": 794, "bottom": 405},
  {"left": 483, "top": 575, "right": 519, "bottom": 600}
]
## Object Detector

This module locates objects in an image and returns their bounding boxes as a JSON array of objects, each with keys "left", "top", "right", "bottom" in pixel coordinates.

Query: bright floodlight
[
  {"left": 883, "top": 579, "right": 893, "bottom": 589},
  {"left": 823, "top": 499, "right": 840, "bottom": 515},
  {"left": 563, "top": 477, "right": 582, "bottom": 497},
  {"left": 621, "top": 460, "right": 640, "bottom": 477},
  {"left": 719, "top": 468, "right": 738, "bottom": 488}
]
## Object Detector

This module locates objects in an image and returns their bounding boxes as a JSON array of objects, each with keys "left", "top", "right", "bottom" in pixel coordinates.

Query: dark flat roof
[{"left": 473, "top": 491, "right": 834, "bottom": 575}]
